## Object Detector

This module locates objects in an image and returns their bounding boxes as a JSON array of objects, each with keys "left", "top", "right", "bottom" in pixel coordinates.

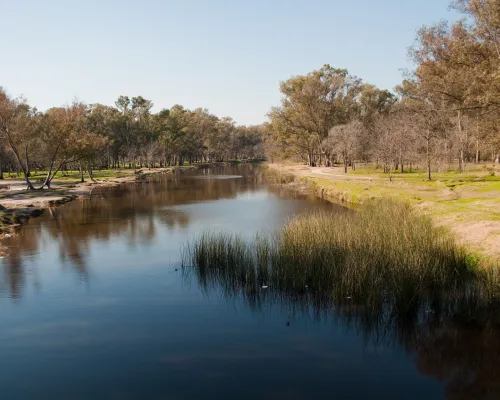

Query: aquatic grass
[
  {"left": 183, "top": 199, "right": 495, "bottom": 317},
  {"left": 185, "top": 232, "right": 259, "bottom": 296},
  {"left": 273, "top": 200, "right": 474, "bottom": 309},
  {"left": 183, "top": 199, "right": 500, "bottom": 396}
]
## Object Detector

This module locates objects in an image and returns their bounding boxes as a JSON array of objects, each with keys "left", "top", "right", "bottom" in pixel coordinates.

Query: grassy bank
[
  {"left": 184, "top": 200, "right": 500, "bottom": 318},
  {"left": 1, "top": 159, "right": 264, "bottom": 183},
  {"left": 266, "top": 163, "right": 500, "bottom": 260},
  {"left": 1, "top": 166, "right": 192, "bottom": 184}
]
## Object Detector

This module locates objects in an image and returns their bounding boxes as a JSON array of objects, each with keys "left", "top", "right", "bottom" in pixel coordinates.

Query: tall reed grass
[{"left": 184, "top": 200, "right": 496, "bottom": 317}]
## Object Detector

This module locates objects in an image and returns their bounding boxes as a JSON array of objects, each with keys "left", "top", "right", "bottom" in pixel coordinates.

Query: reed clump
[{"left": 184, "top": 199, "right": 492, "bottom": 314}]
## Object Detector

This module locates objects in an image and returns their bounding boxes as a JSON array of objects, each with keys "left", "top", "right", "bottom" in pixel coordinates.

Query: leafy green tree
[
  {"left": 268, "top": 64, "right": 362, "bottom": 165},
  {"left": 0, "top": 88, "right": 40, "bottom": 189}
]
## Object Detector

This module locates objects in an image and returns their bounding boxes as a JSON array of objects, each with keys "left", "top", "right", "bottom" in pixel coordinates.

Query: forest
[
  {"left": 265, "top": 0, "right": 500, "bottom": 180},
  {"left": 0, "top": 93, "right": 264, "bottom": 189}
]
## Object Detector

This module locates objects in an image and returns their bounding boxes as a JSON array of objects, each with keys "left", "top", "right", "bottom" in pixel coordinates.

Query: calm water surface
[{"left": 0, "top": 166, "right": 496, "bottom": 399}]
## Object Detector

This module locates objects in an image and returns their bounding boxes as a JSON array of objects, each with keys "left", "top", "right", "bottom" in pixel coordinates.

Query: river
[{"left": 0, "top": 165, "right": 496, "bottom": 399}]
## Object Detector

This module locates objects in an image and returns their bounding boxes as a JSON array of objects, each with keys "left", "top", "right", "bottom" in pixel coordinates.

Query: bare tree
[{"left": 326, "top": 121, "right": 364, "bottom": 173}]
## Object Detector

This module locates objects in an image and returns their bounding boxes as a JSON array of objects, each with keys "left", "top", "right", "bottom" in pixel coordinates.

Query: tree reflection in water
[
  {"left": 0, "top": 165, "right": 268, "bottom": 299},
  {"left": 1, "top": 165, "right": 499, "bottom": 397},
  {"left": 186, "top": 259, "right": 500, "bottom": 400}
]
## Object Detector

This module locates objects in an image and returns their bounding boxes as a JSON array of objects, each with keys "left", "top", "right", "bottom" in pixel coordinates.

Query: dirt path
[{"left": 310, "top": 167, "right": 376, "bottom": 180}]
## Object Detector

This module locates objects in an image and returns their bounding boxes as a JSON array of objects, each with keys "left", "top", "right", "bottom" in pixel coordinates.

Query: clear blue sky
[{"left": 1, "top": 0, "right": 458, "bottom": 125}]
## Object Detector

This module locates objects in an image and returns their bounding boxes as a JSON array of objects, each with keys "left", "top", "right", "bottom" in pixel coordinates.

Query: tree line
[
  {"left": 265, "top": 0, "right": 500, "bottom": 180},
  {"left": 2, "top": 0, "right": 499, "bottom": 189},
  {"left": 0, "top": 92, "right": 263, "bottom": 189}
]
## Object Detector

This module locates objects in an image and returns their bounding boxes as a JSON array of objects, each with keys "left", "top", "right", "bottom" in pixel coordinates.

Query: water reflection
[
  {"left": 1, "top": 165, "right": 499, "bottom": 398},
  {"left": 186, "top": 259, "right": 500, "bottom": 399},
  {"left": 0, "top": 165, "right": 331, "bottom": 300}
]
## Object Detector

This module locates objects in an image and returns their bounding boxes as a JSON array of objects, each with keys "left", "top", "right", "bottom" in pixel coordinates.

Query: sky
[{"left": 1, "top": 0, "right": 459, "bottom": 125}]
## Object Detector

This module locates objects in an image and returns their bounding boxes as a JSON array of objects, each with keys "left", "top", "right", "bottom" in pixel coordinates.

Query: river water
[{"left": 0, "top": 165, "right": 496, "bottom": 399}]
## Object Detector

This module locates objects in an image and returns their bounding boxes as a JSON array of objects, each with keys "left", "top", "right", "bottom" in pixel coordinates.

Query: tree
[
  {"left": 39, "top": 102, "right": 90, "bottom": 188},
  {"left": 409, "top": 20, "right": 482, "bottom": 172},
  {"left": 1, "top": 88, "right": 265, "bottom": 186},
  {"left": 325, "top": 121, "right": 364, "bottom": 173},
  {"left": 268, "top": 65, "right": 362, "bottom": 165},
  {"left": 0, "top": 88, "right": 40, "bottom": 189},
  {"left": 86, "top": 104, "right": 123, "bottom": 168},
  {"left": 396, "top": 79, "right": 450, "bottom": 181},
  {"left": 452, "top": 0, "right": 500, "bottom": 109},
  {"left": 357, "top": 84, "right": 397, "bottom": 163}
]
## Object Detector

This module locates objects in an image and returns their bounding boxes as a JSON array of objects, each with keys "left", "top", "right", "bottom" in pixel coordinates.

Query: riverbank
[
  {"left": 267, "top": 163, "right": 500, "bottom": 261},
  {"left": 0, "top": 161, "right": 262, "bottom": 242},
  {"left": 0, "top": 167, "right": 183, "bottom": 243}
]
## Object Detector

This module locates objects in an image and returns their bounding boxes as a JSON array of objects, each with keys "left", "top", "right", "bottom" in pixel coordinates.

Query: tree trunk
[
  {"left": 307, "top": 152, "right": 313, "bottom": 167},
  {"left": 457, "top": 110, "right": 465, "bottom": 173},
  {"left": 475, "top": 117, "right": 480, "bottom": 164},
  {"left": 4, "top": 130, "right": 35, "bottom": 189},
  {"left": 426, "top": 134, "right": 432, "bottom": 181}
]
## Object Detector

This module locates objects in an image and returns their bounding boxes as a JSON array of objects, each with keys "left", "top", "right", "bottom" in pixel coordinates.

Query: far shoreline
[{"left": 0, "top": 161, "right": 260, "bottom": 254}]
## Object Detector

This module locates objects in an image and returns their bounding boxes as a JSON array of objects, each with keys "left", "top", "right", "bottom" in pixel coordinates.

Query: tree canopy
[
  {"left": 0, "top": 89, "right": 264, "bottom": 189},
  {"left": 264, "top": 1, "right": 500, "bottom": 179}
]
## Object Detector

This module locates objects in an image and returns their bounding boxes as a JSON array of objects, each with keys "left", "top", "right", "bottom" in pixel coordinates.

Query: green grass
[
  {"left": 267, "top": 163, "right": 499, "bottom": 215},
  {"left": 4, "top": 169, "right": 136, "bottom": 182},
  {"left": 349, "top": 162, "right": 499, "bottom": 177},
  {"left": 184, "top": 200, "right": 499, "bottom": 318},
  {"left": 3, "top": 165, "right": 200, "bottom": 183}
]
